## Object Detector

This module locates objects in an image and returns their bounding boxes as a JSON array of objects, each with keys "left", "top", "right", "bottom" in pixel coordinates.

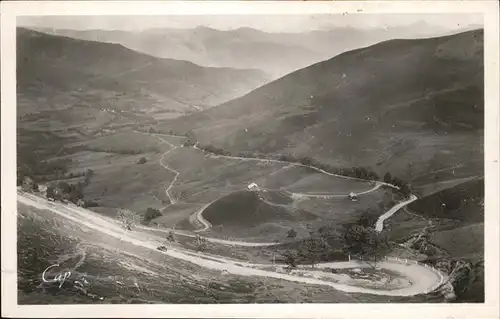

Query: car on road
[{"left": 157, "top": 246, "right": 168, "bottom": 252}]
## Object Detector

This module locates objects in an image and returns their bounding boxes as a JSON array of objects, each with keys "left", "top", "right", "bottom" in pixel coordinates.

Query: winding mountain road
[
  {"left": 18, "top": 192, "right": 445, "bottom": 297},
  {"left": 375, "top": 195, "right": 418, "bottom": 232},
  {"left": 192, "top": 202, "right": 213, "bottom": 233},
  {"left": 193, "top": 144, "right": 399, "bottom": 188},
  {"left": 135, "top": 130, "right": 412, "bottom": 233},
  {"left": 155, "top": 136, "right": 180, "bottom": 205}
]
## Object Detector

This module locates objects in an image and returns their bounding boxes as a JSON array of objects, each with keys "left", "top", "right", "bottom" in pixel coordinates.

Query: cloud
[{"left": 18, "top": 14, "right": 482, "bottom": 33}]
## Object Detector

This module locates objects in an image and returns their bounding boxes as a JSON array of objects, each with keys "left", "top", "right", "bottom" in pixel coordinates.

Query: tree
[
  {"left": 56, "top": 181, "right": 71, "bottom": 199},
  {"left": 166, "top": 231, "right": 176, "bottom": 243},
  {"left": 183, "top": 130, "right": 198, "bottom": 147},
  {"left": 400, "top": 183, "right": 411, "bottom": 197},
  {"left": 297, "top": 236, "right": 331, "bottom": 268},
  {"left": 286, "top": 228, "right": 297, "bottom": 239},
  {"left": 21, "top": 176, "right": 35, "bottom": 192},
  {"left": 46, "top": 185, "right": 56, "bottom": 199},
  {"left": 357, "top": 211, "right": 377, "bottom": 228},
  {"left": 340, "top": 224, "right": 390, "bottom": 269},
  {"left": 383, "top": 172, "right": 392, "bottom": 184},
  {"left": 143, "top": 207, "right": 162, "bottom": 224},
  {"left": 117, "top": 209, "right": 138, "bottom": 230},
  {"left": 194, "top": 235, "right": 207, "bottom": 251},
  {"left": 281, "top": 251, "right": 298, "bottom": 269},
  {"left": 68, "top": 183, "right": 84, "bottom": 203}
]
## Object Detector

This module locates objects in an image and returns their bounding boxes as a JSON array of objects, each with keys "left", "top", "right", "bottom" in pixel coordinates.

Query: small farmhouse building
[
  {"left": 247, "top": 183, "right": 259, "bottom": 191},
  {"left": 348, "top": 192, "right": 358, "bottom": 201}
]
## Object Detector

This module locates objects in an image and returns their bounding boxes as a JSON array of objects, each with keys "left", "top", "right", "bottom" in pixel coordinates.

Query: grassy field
[
  {"left": 154, "top": 202, "right": 205, "bottom": 229},
  {"left": 54, "top": 150, "right": 175, "bottom": 215},
  {"left": 294, "top": 188, "right": 397, "bottom": 225},
  {"left": 78, "top": 130, "right": 172, "bottom": 154},
  {"left": 165, "top": 147, "right": 287, "bottom": 203},
  {"left": 284, "top": 173, "right": 373, "bottom": 194},
  {"left": 255, "top": 165, "right": 324, "bottom": 189},
  {"left": 195, "top": 183, "right": 396, "bottom": 241},
  {"left": 154, "top": 134, "right": 187, "bottom": 146}
]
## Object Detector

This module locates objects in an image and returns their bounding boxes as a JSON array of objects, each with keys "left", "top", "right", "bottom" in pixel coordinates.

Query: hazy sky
[{"left": 18, "top": 14, "right": 483, "bottom": 33}]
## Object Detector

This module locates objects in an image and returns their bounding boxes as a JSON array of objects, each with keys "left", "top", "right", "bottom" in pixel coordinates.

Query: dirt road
[
  {"left": 135, "top": 130, "right": 411, "bottom": 233},
  {"left": 375, "top": 195, "right": 418, "bottom": 232},
  {"left": 192, "top": 203, "right": 213, "bottom": 233},
  {"left": 18, "top": 192, "right": 445, "bottom": 297},
  {"left": 155, "top": 136, "right": 180, "bottom": 205}
]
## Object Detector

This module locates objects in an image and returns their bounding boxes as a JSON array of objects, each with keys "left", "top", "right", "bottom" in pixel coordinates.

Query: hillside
[
  {"left": 408, "top": 177, "right": 484, "bottom": 223},
  {"left": 161, "top": 29, "right": 484, "bottom": 189},
  {"left": 35, "top": 23, "right": 452, "bottom": 79},
  {"left": 17, "top": 28, "right": 269, "bottom": 116}
]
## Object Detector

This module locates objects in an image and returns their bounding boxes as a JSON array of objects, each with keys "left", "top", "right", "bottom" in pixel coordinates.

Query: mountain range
[{"left": 32, "top": 22, "right": 465, "bottom": 79}]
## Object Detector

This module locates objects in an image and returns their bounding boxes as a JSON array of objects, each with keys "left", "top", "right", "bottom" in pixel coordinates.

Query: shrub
[
  {"left": 286, "top": 228, "right": 298, "bottom": 239},
  {"left": 143, "top": 207, "right": 162, "bottom": 224},
  {"left": 138, "top": 157, "right": 147, "bottom": 164}
]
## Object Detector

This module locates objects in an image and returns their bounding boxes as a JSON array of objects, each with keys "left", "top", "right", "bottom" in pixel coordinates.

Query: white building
[{"left": 247, "top": 183, "right": 259, "bottom": 191}]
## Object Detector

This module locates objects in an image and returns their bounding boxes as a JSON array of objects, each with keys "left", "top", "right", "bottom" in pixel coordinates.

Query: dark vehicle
[{"left": 157, "top": 246, "right": 168, "bottom": 252}]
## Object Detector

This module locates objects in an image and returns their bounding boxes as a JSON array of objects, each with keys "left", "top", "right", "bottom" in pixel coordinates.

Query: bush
[
  {"left": 137, "top": 157, "right": 147, "bottom": 164},
  {"left": 287, "top": 228, "right": 298, "bottom": 239},
  {"left": 383, "top": 172, "right": 392, "bottom": 184},
  {"left": 143, "top": 207, "right": 162, "bottom": 224}
]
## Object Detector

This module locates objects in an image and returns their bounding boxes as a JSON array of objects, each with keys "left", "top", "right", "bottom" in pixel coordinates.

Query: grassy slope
[
  {"left": 407, "top": 177, "right": 484, "bottom": 223},
  {"left": 198, "top": 186, "right": 394, "bottom": 241},
  {"left": 160, "top": 30, "right": 484, "bottom": 189},
  {"left": 202, "top": 190, "right": 295, "bottom": 226},
  {"left": 429, "top": 223, "right": 483, "bottom": 260},
  {"left": 17, "top": 28, "right": 269, "bottom": 114},
  {"left": 387, "top": 178, "right": 484, "bottom": 255},
  {"left": 79, "top": 130, "right": 172, "bottom": 154}
]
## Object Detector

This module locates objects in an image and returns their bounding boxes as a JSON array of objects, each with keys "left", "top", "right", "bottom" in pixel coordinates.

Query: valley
[{"left": 15, "top": 24, "right": 485, "bottom": 305}]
